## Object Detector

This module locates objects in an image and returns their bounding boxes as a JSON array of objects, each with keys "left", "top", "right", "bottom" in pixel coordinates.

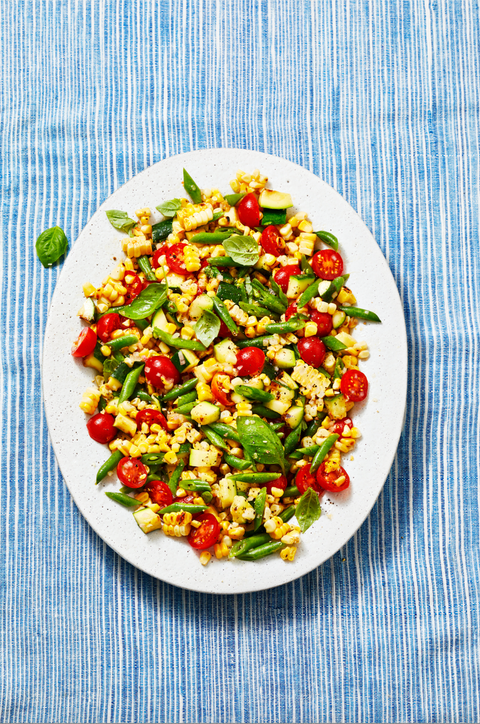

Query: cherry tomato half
[
  {"left": 86, "top": 412, "right": 117, "bottom": 444},
  {"left": 71, "top": 327, "right": 97, "bottom": 357},
  {"left": 285, "top": 302, "right": 298, "bottom": 321},
  {"left": 260, "top": 225, "right": 285, "bottom": 257},
  {"left": 316, "top": 463, "right": 350, "bottom": 492},
  {"left": 297, "top": 337, "right": 326, "bottom": 367},
  {"left": 216, "top": 320, "right": 231, "bottom": 338},
  {"left": 311, "top": 249, "right": 344, "bottom": 280},
  {"left": 332, "top": 417, "right": 353, "bottom": 436},
  {"left": 117, "top": 457, "right": 148, "bottom": 488},
  {"left": 97, "top": 313, "right": 122, "bottom": 342},
  {"left": 236, "top": 347, "right": 265, "bottom": 376},
  {"left": 144, "top": 356, "right": 180, "bottom": 392},
  {"left": 124, "top": 272, "right": 143, "bottom": 303},
  {"left": 145, "top": 480, "right": 173, "bottom": 508},
  {"left": 165, "top": 243, "right": 187, "bottom": 275},
  {"left": 274, "top": 264, "right": 301, "bottom": 293},
  {"left": 173, "top": 493, "right": 195, "bottom": 505},
  {"left": 136, "top": 409, "right": 169, "bottom": 431},
  {"left": 237, "top": 193, "right": 261, "bottom": 227},
  {"left": 311, "top": 311, "right": 333, "bottom": 337},
  {"left": 263, "top": 474, "right": 288, "bottom": 496},
  {"left": 211, "top": 373, "right": 233, "bottom": 406},
  {"left": 151, "top": 245, "right": 167, "bottom": 269},
  {"left": 340, "top": 369, "right": 368, "bottom": 402},
  {"left": 188, "top": 512, "right": 221, "bottom": 550},
  {"left": 296, "top": 463, "right": 322, "bottom": 494}
]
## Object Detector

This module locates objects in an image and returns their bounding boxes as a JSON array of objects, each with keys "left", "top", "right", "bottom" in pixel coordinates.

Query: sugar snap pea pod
[
  {"left": 175, "top": 390, "right": 197, "bottom": 407},
  {"left": 141, "top": 452, "right": 165, "bottom": 467},
  {"left": 229, "top": 532, "right": 270, "bottom": 558},
  {"left": 300, "top": 255, "right": 312, "bottom": 273},
  {"left": 96, "top": 450, "right": 123, "bottom": 485},
  {"left": 283, "top": 485, "right": 300, "bottom": 498},
  {"left": 152, "top": 219, "right": 173, "bottom": 243},
  {"left": 322, "top": 335, "right": 347, "bottom": 352},
  {"left": 223, "top": 453, "right": 252, "bottom": 470},
  {"left": 208, "top": 422, "right": 241, "bottom": 443},
  {"left": 224, "top": 192, "right": 246, "bottom": 206},
  {"left": 236, "top": 336, "right": 276, "bottom": 350},
  {"left": 161, "top": 377, "right": 198, "bottom": 402},
  {"left": 265, "top": 318, "right": 306, "bottom": 334},
  {"left": 237, "top": 540, "right": 285, "bottom": 561},
  {"left": 314, "top": 230, "right": 339, "bottom": 250},
  {"left": 212, "top": 211, "right": 224, "bottom": 221},
  {"left": 155, "top": 329, "right": 206, "bottom": 351},
  {"left": 337, "top": 305, "right": 381, "bottom": 323},
  {"left": 297, "top": 279, "right": 321, "bottom": 308},
  {"left": 98, "top": 396, "right": 107, "bottom": 412},
  {"left": 280, "top": 505, "right": 296, "bottom": 523},
  {"left": 239, "top": 301, "right": 276, "bottom": 318},
  {"left": 137, "top": 255, "right": 156, "bottom": 281},
  {"left": 233, "top": 385, "right": 274, "bottom": 403},
  {"left": 146, "top": 472, "right": 161, "bottom": 483},
  {"left": 178, "top": 479, "right": 212, "bottom": 492},
  {"left": 110, "top": 361, "right": 130, "bottom": 383},
  {"left": 118, "top": 364, "right": 144, "bottom": 405},
  {"left": 251, "top": 280, "right": 287, "bottom": 314},
  {"left": 310, "top": 434, "right": 340, "bottom": 474},
  {"left": 167, "top": 456, "right": 186, "bottom": 495},
  {"left": 284, "top": 423, "right": 304, "bottom": 456},
  {"left": 107, "top": 334, "right": 139, "bottom": 352},
  {"left": 253, "top": 487, "right": 268, "bottom": 531},
  {"left": 321, "top": 274, "right": 349, "bottom": 302},
  {"left": 288, "top": 444, "right": 320, "bottom": 460},
  {"left": 212, "top": 296, "right": 239, "bottom": 335},
  {"left": 136, "top": 390, "right": 153, "bottom": 403},
  {"left": 269, "top": 422, "right": 285, "bottom": 432},
  {"left": 190, "top": 230, "right": 232, "bottom": 244},
  {"left": 105, "top": 492, "right": 141, "bottom": 508},
  {"left": 209, "top": 257, "right": 247, "bottom": 268},
  {"left": 175, "top": 401, "right": 198, "bottom": 415},
  {"left": 159, "top": 502, "right": 208, "bottom": 515},
  {"left": 183, "top": 169, "right": 202, "bottom": 203},
  {"left": 305, "top": 414, "right": 327, "bottom": 438},
  {"left": 201, "top": 425, "right": 230, "bottom": 451},
  {"left": 251, "top": 404, "right": 281, "bottom": 419},
  {"left": 269, "top": 277, "right": 289, "bottom": 306},
  {"left": 229, "top": 472, "right": 281, "bottom": 483}
]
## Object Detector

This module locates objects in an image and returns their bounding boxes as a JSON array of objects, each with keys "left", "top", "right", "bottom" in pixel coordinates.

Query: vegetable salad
[{"left": 73, "top": 168, "right": 380, "bottom": 565}]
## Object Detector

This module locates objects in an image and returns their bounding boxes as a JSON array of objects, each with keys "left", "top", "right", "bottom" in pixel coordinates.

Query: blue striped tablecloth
[{"left": 1, "top": 1, "right": 478, "bottom": 722}]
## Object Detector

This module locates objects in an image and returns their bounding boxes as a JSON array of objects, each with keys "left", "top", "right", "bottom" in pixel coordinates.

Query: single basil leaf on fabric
[
  {"left": 106, "top": 210, "right": 137, "bottom": 232},
  {"left": 156, "top": 198, "right": 182, "bottom": 218},
  {"left": 223, "top": 235, "right": 259, "bottom": 266},
  {"left": 195, "top": 311, "right": 220, "bottom": 348},
  {"left": 295, "top": 488, "right": 321, "bottom": 533},
  {"left": 113, "top": 284, "right": 167, "bottom": 320},
  {"left": 236, "top": 415, "right": 285, "bottom": 473},
  {"left": 35, "top": 226, "right": 68, "bottom": 267}
]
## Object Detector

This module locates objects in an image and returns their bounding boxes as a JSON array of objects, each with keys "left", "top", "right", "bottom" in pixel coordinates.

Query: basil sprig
[
  {"left": 223, "top": 235, "right": 259, "bottom": 266},
  {"left": 106, "top": 210, "right": 137, "bottom": 232},
  {"left": 195, "top": 311, "right": 220, "bottom": 348},
  {"left": 236, "top": 415, "right": 285, "bottom": 473},
  {"left": 112, "top": 284, "right": 167, "bottom": 320},
  {"left": 295, "top": 488, "right": 321, "bottom": 533},
  {"left": 35, "top": 226, "right": 68, "bottom": 267},
  {"left": 156, "top": 199, "right": 182, "bottom": 218}
]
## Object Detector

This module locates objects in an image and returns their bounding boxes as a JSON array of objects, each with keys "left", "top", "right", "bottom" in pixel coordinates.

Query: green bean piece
[
  {"left": 146, "top": 472, "right": 162, "bottom": 484},
  {"left": 229, "top": 532, "right": 270, "bottom": 558},
  {"left": 269, "top": 278, "right": 289, "bottom": 306},
  {"left": 141, "top": 452, "right": 165, "bottom": 467},
  {"left": 223, "top": 454, "right": 252, "bottom": 470},
  {"left": 98, "top": 396, "right": 107, "bottom": 412},
  {"left": 314, "top": 230, "right": 339, "bottom": 250},
  {"left": 297, "top": 279, "right": 321, "bottom": 308},
  {"left": 236, "top": 336, "right": 276, "bottom": 350},
  {"left": 333, "top": 358, "right": 344, "bottom": 380},
  {"left": 239, "top": 301, "right": 276, "bottom": 318},
  {"left": 305, "top": 414, "right": 327, "bottom": 438},
  {"left": 111, "top": 352, "right": 126, "bottom": 365},
  {"left": 175, "top": 390, "right": 197, "bottom": 407},
  {"left": 251, "top": 281, "right": 287, "bottom": 314},
  {"left": 265, "top": 319, "right": 306, "bottom": 334},
  {"left": 136, "top": 390, "right": 153, "bottom": 403},
  {"left": 322, "top": 335, "right": 347, "bottom": 352},
  {"left": 251, "top": 404, "right": 281, "bottom": 419},
  {"left": 321, "top": 274, "right": 349, "bottom": 302},
  {"left": 284, "top": 423, "right": 304, "bottom": 456},
  {"left": 260, "top": 208, "right": 287, "bottom": 226},
  {"left": 212, "top": 211, "right": 224, "bottom": 221},
  {"left": 161, "top": 377, "right": 198, "bottom": 402},
  {"left": 201, "top": 425, "right": 230, "bottom": 451},
  {"left": 189, "top": 230, "right": 232, "bottom": 244},
  {"left": 212, "top": 296, "right": 239, "bottom": 335},
  {"left": 310, "top": 434, "right": 340, "bottom": 474},
  {"left": 105, "top": 492, "right": 141, "bottom": 508},
  {"left": 155, "top": 329, "right": 206, "bottom": 351},
  {"left": 208, "top": 422, "right": 241, "bottom": 443},
  {"left": 107, "top": 334, "right": 139, "bottom": 353},
  {"left": 137, "top": 255, "right": 156, "bottom": 281},
  {"left": 283, "top": 485, "right": 300, "bottom": 498},
  {"left": 237, "top": 541, "right": 285, "bottom": 561},
  {"left": 178, "top": 442, "right": 191, "bottom": 456},
  {"left": 224, "top": 192, "right": 246, "bottom": 206},
  {"left": 178, "top": 479, "right": 212, "bottom": 492},
  {"left": 183, "top": 169, "right": 202, "bottom": 203},
  {"left": 233, "top": 385, "right": 274, "bottom": 403},
  {"left": 299, "top": 254, "right": 312, "bottom": 273},
  {"left": 279, "top": 505, "right": 296, "bottom": 523},
  {"left": 230, "top": 472, "right": 281, "bottom": 483},
  {"left": 167, "top": 457, "right": 186, "bottom": 495},
  {"left": 270, "top": 421, "right": 285, "bottom": 432},
  {"left": 118, "top": 364, "right": 144, "bottom": 405},
  {"left": 209, "top": 257, "right": 247, "bottom": 268},
  {"left": 337, "top": 305, "right": 381, "bottom": 323},
  {"left": 238, "top": 281, "right": 248, "bottom": 302},
  {"left": 152, "top": 219, "right": 173, "bottom": 243},
  {"left": 159, "top": 502, "right": 208, "bottom": 515},
  {"left": 96, "top": 450, "right": 123, "bottom": 485},
  {"left": 175, "top": 401, "right": 198, "bottom": 415},
  {"left": 289, "top": 444, "right": 320, "bottom": 460},
  {"left": 253, "top": 487, "right": 267, "bottom": 531}
]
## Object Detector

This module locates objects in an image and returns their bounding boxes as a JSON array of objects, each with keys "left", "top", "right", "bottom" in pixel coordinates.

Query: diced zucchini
[
  {"left": 280, "top": 371, "right": 298, "bottom": 390},
  {"left": 258, "top": 189, "right": 293, "bottom": 209},
  {"left": 260, "top": 208, "right": 287, "bottom": 226},
  {"left": 274, "top": 348, "right": 296, "bottom": 369},
  {"left": 152, "top": 308, "right": 176, "bottom": 333},
  {"left": 134, "top": 508, "right": 162, "bottom": 534},
  {"left": 286, "top": 273, "right": 316, "bottom": 299},
  {"left": 324, "top": 394, "right": 348, "bottom": 420},
  {"left": 214, "top": 338, "right": 238, "bottom": 364},
  {"left": 190, "top": 401, "right": 220, "bottom": 425},
  {"left": 189, "top": 448, "right": 219, "bottom": 467},
  {"left": 230, "top": 496, "right": 254, "bottom": 524},
  {"left": 166, "top": 273, "right": 185, "bottom": 288},
  {"left": 284, "top": 404, "right": 305, "bottom": 429},
  {"left": 218, "top": 477, "right": 237, "bottom": 508},
  {"left": 171, "top": 349, "right": 199, "bottom": 373},
  {"left": 189, "top": 293, "right": 214, "bottom": 320},
  {"left": 332, "top": 310, "right": 346, "bottom": 329},
  {"left": 265, "top": 380, "right": 295, "bottom": 415},
  {"left": 317, "top": 280, "right": 332, "bottom": 298},
  {"left": 235, "top": 480, "right": 250, "bottom": 494},
  {"left": 78, "top": 297, "right": 96, "bottom": 322}
]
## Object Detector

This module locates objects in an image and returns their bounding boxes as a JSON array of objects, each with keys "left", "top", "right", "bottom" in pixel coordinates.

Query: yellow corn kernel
[
  {"left": 323, "top": 448, "right": 341, "bottom": 472},
  {"left": 235, "top": 401, "right": 252, "bottom": 416},
  {"left": 342, "top": 355, "right": 358, "bottom": 369},
  {"left": 114, "top": 414, "right": 137, "bottom": 436},
  {"left": 228, "top": 526, "right": 245, "bottom": 540},
  {"left": 264, "top": 516, "right": 291, "bottom": 540},
  {"left": 180, "top": 325, "right": 195, "bottom": 340},
  {"left": 298, "top": 220, "right": 313, "bottom": 233},
  {"left": 200, "top": 551, "right": 212, "bottom": 566},
  {"left": 280, "top": 546, "right": 297, "bottom": 562},
  {"left": 304, "top": 322, "right": 318, "bottom": 338},
  {"left": 155, "top": 267, "right": 166, "bottom": 281},
  {"left": 337, "top": 287, "right": 357, "bottom": 305},
  {"left": 79, "top": 388, "right": 101, "bottom": 415},
  {"left": 163, "top": 511, "right": 193, "bottom": 537},
  {"left": 183, "top": 244, "right": 201, "bottom": 272},
  {"left": 163, "top": 451, "right": 178, "bottom": 465},
  {"left": 100, "top": 345, "right": 111, "bottom": 357},
  {"left": 297, "top": 232, "right": 316, "bottom": 256},
  {"left": 214, "top": 541, "right": 230, "bottom": 559},
  {"left": 134, "top": 491, "right": 150, "bottom": 504},
  {"left": 83, "top": 282, "right": 96, "bottom": 297},
  {"left": 121, "top": 236, "right": 153, "bottom": 258},
  {"left": 196, "top": 382, "right": 213, "bottom": 402}
]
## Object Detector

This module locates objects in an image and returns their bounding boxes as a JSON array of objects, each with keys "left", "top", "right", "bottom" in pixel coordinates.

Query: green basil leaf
[
  {"left": 113, "top": 284, "right": 167, "bottom": 320},
  {"left": 106, "top": 210, "right": 137, "bottom": 232},
  {"left": 35, "top": 226, "right": 68, "bottom": 267},
  {"left": 236, "top": 416, "right": 285, "bottom": 473},
  {"left": 223, "top": 235, "right": 259, "bottom": 266},
  {"left": 156, "top": 198, "right": 182, "bottom": 218},
  {"left": 103, "top": 358, "right": 119, "bottom": 380},
  {"left": 195, "top": 311, "right": 220, "bottom": 348},
  {"left": 295, "top": 488, "right": 321, "bottom": 533}
]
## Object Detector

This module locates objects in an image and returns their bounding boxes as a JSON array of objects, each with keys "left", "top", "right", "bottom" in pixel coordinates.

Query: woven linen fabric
[{"left": 1, "top": 0, "right": 479, "bottom": 722}]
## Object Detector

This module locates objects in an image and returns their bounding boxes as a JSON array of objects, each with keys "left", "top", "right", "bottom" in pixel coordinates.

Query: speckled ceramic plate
[{"left": 42, "top": 149, "right": 407, "bottom": 594}]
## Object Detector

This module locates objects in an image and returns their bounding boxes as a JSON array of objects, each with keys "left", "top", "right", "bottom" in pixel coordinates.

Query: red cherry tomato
[
  {"left": 260, "top": 225, "right": 285, "bottom": 256},
  {"left": 311, "top": 249, "right": 344, "bottom": 280},
  {"left": 216, "top": 320, "right": 231, "bottom": 338},
  {"left": 71, "top": 327, "right": 97, "bottom": 357},
  {"left": 296, "top": 464, "right": 321, "bottom": 494},
  {"left": 124, "top": 272, "right": 143, "bottom": 303},
  {"left": 237, "top": 193, "right": 261, "bottom": 227},
  {"left": 145, "top": 480, "right": 173, "bottom": 508},
  {"left": 151, "top": 245, "right": 167, "bottom": 269},
  {"left": 297, "top": 337, "right": 326, "bottom": 367},
  {"left": 97, "top": 313, "right": 122, "bottom": 342},
  {"left": 236, "top": 347, "right": 265, "bottom": 376},
  {"left": 173, "top": 493, "right": 195, "bottom": 504},
  {"left": 165, "top": 243, "right": 187, "bottom": 274},
  {"left": 332, "top": 417, "right": 353, "bottom": 436},
  {"left": 340, "top": 369, "right": 368, "bottom": 402},
  {"left": 86, "top": 412, "right": 116, "bottom": 444},
  {"left": 285, "top": 302, "right": 298, "bottom": 321},
  {"left": 211, "top": 373, "right": 233, "bottom": 406},
  {"left": 316, "top": 463, "right": 350, "bottom": 492},
  {"left": 116, "top": 457, "right": 148, "bottom": 488},
  {"left": 144, "top": 356, "right": 180, "bottom": 392},
  {"left": 136, "top": 409, "right": 169, "bottom": 431},
  {"left": 273, "top": 264, "right": 301, "bottom": 293},
  {"left": 188, "top": 512, "right": 221, "bottom": 550},
  {"left": 311, "top": 311, "right": 333, "bottom": 337},
  {"left": 263, "top": 474, "right": 288, "bottom": 495}
]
